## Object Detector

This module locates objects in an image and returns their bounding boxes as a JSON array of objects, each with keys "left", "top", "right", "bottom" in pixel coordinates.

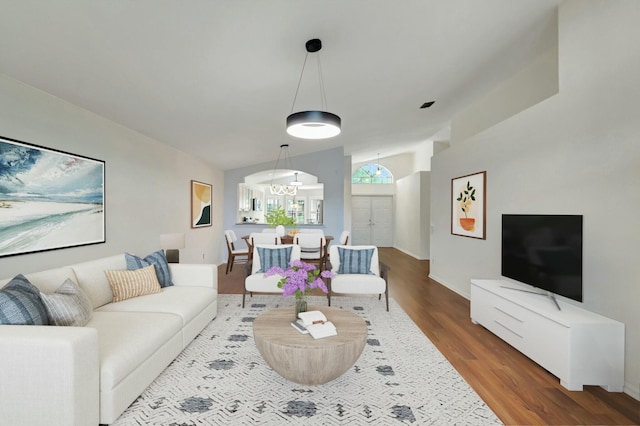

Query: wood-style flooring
[{"left": 218, "top": 248, "right": 639, "bottom": 425}]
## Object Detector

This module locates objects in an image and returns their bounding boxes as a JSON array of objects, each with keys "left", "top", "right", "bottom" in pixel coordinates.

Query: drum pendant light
[{"left": 286, "top": 39, "right": 341, "bottom": 140}]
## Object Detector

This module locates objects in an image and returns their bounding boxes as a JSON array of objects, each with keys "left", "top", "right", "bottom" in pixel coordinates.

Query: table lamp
[{"left": 160, "top": 233, "right": 185, "bottom": 263}]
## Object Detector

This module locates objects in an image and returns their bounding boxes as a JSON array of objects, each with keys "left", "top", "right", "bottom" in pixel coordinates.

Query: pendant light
[
  {"left": 376, "top": 153, "right": 382, "bottom": 176},
  {"left": 286, "top": 39, "right": 341, "bottom": 140},
  {"left": 270, "top": 144, "right": 298, "bottom": 196}
]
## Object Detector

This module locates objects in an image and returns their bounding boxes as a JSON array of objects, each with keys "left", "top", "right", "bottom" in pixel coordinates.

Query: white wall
[
  {"left": 430, "top": 0, "right": 640, "bottom": 398},
  {"left": 394, "top": 171, "right": 430, "bottom": 260},
  {"left": 0, "top": 74, "right": 223, "bottom": 279}
]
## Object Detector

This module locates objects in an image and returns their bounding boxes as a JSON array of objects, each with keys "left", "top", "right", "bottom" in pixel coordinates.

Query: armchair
[
  {"left": 326, "top": 245, "right": 390, "bottom": 311},
  {"left": 243, "top": 244, "right": 301, "bottom": 307}
]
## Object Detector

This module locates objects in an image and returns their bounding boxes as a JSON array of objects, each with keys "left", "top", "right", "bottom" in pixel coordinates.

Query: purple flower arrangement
[{"left": 265, "top": 259, "right": 334, "bottom": 298}]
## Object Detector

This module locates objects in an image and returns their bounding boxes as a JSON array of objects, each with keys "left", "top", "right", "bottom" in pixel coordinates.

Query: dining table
[{"left": 241, "top": 234, "right": 334, "bottom": 262}]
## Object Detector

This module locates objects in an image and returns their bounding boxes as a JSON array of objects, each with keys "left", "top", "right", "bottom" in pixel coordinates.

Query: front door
[{"left": 351, "top": 196, "right": 393, "bottom": 246}]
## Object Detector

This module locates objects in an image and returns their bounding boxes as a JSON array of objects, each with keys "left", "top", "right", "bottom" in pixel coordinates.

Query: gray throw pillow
[
  {"left": 257, "top": 246, "right": 293, "bottom": 273},
  {"left": 126, "top": 250, "right": 173, "bottom": 287},
  {"left": 40, "top": 278, "right": 93, "bottom": 327},
  {"left": 0, "top": 274, "right": 49, "bottom": 325},
  {"left": 337, "top": 247, "right": 375, "bottom": 275}
]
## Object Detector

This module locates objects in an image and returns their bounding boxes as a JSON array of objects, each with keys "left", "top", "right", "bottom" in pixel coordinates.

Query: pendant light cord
[
  {"left": 290, "top": 52, "right": 309, "bottom": 113},
  {"left": 290, "top": 51, "right": 328, "bottom": 113},
  {"left": 317, "top": 54, "right": 327, "bottom": 111}
]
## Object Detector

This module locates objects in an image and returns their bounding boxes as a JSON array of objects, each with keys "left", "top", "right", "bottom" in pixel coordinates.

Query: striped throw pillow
[
  {"left": 40, "top": 278, "right": 93, "bottom": 326},
  {"left": 257, "top": 246, "right": 293, "bottom": 273},
  {"left": 125, "top": 250, "right": 173, "bottom": 287},
  {"left": 0, "top": 274, "right": 49, "bottom": 325},
  {"left": 104, "top": 265, "right": 162, "bottom": 303},
  {"left": 337, "top": 247, "right": 375, "bottom": 275}
]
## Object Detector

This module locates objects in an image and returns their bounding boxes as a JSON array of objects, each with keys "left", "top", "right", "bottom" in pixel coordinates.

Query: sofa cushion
[
  {"left": 0, "top": 275, "right": 49, "bottom": 325},
  {"left": 72, "top": 255, "right": 126, "bottom": 309},
  {"left": 40, "top": 278, "right": 93, "bottom": 326},
  {"left": 337, "top": 247, "right": 375, "bottom": 275},
  {"left": 256, "top": 246, "right": 292, "bottom": 272},
  {"left": 97, "top": 286, "right": 216, "bottom": 328},
  {"left": 86, "top": 311, "right": 182, "bottom": 392},
  {"left": 125, "top": 251, "right": 173, "bottom": 288},
  {"left": 104, "top": 265, "right": 162, "bottom": 303}
]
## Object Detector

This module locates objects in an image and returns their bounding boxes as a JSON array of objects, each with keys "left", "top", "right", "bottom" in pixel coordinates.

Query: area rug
[{"left": 113, "top": 295, "right": 502, "bottom": 425}]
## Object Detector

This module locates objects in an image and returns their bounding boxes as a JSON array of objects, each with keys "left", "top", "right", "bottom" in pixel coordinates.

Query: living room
[{"left": 0, "top": 0, "right": 638, "bottom": 425}]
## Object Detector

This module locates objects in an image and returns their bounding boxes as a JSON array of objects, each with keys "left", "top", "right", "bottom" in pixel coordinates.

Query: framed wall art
[
  {"left": 451, "top": 171, "right": 486, "bottom": 239},
  {"left": 191, "top": 180, "right": 212, "bottom": 228},
  {"left": 0, "top": 135, "right": 105, "bottom": 258}
]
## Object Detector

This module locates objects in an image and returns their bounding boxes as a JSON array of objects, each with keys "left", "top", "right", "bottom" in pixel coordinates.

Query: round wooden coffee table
[{"left": 253, "top": 306, "right": 367, "bottom": 385}]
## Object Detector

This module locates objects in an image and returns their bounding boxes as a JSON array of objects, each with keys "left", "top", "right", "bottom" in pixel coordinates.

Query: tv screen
[{"left": 501, "top": 214, "right": 583, "bottom": 302}]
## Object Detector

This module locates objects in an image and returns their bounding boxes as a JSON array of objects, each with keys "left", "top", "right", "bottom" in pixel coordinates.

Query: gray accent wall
[
  {"left": 430, "top": 0, "right": 640, "bottom": 399},
  {"left": 223, "top": 147, "right": 344, "bottom": 251}
]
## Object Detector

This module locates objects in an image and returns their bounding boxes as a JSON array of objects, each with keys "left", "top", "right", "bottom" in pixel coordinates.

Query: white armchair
[
  {"left": 326, "top": 245, "right": 390, "bottom": 311},
  {"left": 243, "top": 244, "right": 301, "bottom": 307}
]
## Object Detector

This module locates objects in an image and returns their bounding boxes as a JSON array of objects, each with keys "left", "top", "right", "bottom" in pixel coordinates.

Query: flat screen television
[{"left": 501, "top": 214, "right": 583, "bottom": 304}]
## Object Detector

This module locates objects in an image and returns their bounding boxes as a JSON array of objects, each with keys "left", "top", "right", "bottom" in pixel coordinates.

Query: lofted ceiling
[{"left": 0, "top": 0, "right": 561, "bottom": 170}]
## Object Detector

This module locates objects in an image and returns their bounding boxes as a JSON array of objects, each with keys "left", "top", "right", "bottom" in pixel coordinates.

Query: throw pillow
[
  {"left": 257, "top": 246, "right": 293, "bottom": 273},
  {"left": 104, "top": 264, "right": 162, "bottom": 303},
  {"left": 0, "top": 274, "right": 49, "bottom": 325},
  {"left": 337, "top": 247, "right": 375, "bottom": 275},
  {"left": 40, "top": 278, "right": 93, "bottom": 327},
  {"left": 125, "top": 250, "right": 173, "bottom": 287}
]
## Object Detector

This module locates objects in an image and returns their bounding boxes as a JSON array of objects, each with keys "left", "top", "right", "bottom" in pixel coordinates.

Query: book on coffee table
[
  {"left": 290, "top": 319, "right": 309, "bottom": 334},
  {"left": 306, "top": 321, "right": 337, "bottom": 339}
]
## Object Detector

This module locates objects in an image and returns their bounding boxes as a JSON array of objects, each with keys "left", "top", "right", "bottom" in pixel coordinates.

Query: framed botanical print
[
  {"left": 0, "top": 135, "right": 105, "bottom": 257},
  {"left": 191, "top": 180, "right": 212, "bottom": 228},
  {"left": 451, "top": 171, "right": 486, "bottom": 239}
]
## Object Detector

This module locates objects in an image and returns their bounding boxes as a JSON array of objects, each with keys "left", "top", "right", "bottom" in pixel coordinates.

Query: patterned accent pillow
[
  {"left": 0, "top": 274, "right": 49, "bottom": 325},
  {"left": 104, "top": 265, "right": 162, "bottom": 303},
  {"left": 40, "top": 278, "right": 93, "bottom": 326},
  {"left": 337, "top": 247, "right": 375, "bottom": 275},
  {"left": 257, "top": 246, "right": 293, "bottom": 273},
  {"left": 125, "top": 250, "right": 173, "bottom": 287}
]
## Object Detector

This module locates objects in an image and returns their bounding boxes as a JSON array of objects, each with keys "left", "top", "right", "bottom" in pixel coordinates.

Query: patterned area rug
[{"left": 113, "top": 295, "right": 502, "bottom": 425}]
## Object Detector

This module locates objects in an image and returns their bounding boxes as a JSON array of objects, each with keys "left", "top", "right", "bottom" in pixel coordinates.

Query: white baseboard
[
  {"left": 391, "top": 245, "right": 429, "bottom": 260},
  {"left": 428, "top": 273, "right": 470, "bottom": 300}
]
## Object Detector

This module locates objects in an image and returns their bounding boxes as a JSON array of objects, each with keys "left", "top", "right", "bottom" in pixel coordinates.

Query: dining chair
[
  {"left": 224, "top": 230, "right": 249, "bottom": 274},
  {"left": 326, "top": 245, "right": 390, "bottom": 311},
  {"left": 248, "top": 233, "right": 282, "bottom": 259},
  {"left": 243, "top": 244, "right": 301, "bottom": 307},
  {"left": 294, "top": 233, "right": 327, "bottom": 270},
  {"left": 339, "top": 230, "right": 350, "bottom": 245}
]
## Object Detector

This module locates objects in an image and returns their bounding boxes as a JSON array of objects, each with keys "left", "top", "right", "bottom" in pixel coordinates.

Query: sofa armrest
[
  {"left": 169, "top": 263, "right": 218, "bottom": 291},
  {"left": 0, "top": 325, "right": 99, "bottom": 426}
]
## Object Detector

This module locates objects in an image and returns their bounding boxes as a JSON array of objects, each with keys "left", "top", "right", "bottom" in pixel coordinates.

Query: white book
[
  {"left": 297, "top": 310, "right": 327, "bottom": 327},
  {"left": 306, "top": 321, "right": 337, "bottom": 339},
  {"left": 290, "top": 319, "right": 309, "bottom": 334}
]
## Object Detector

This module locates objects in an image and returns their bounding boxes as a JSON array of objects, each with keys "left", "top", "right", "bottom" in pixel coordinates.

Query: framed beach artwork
[
  {"left": 0, "top": 135, "right": 105, "bottom": 258},
  {"left": 451, "top": 171, "right": 486, "bottom": 239},
  {"left": 191, "top": 180, "right": 212, "bottom": 228}
]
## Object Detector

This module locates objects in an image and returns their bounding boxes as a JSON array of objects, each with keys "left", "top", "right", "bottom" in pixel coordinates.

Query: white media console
[{"left": 470, "top": 279, "right": 624, "bottom": 392}]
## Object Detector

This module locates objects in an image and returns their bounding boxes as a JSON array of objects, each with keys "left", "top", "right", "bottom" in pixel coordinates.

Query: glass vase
[{"left": 295, "top": 295, "right": 308, "bottom": 319}]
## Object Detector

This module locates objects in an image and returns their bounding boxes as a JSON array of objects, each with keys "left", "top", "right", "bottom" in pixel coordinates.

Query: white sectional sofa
[{"left": 0, "top": 253, "right": 218, "bottom": 426}]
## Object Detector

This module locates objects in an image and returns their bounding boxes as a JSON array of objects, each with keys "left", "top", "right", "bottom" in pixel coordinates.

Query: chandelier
[
  {"left": 286, "top": 38, "right": 341, "bottom": 140},
  {"left": 270, "top": 144, "right": 298, "bottom": 196}
]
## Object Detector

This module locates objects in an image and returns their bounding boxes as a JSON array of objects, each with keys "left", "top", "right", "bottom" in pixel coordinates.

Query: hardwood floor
[{"left": 218, "top": 248, "right": 639, "bottom": 425}]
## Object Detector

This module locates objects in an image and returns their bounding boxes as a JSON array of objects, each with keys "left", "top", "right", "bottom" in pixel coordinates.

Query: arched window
[{"left": 351, "top": 163, "right": 394, "bottom": 184}]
